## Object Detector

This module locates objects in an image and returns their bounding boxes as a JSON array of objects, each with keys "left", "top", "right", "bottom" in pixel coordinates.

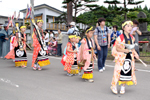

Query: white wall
[{"left": 45, "top": 8, "right": 61, "bottom": 17}]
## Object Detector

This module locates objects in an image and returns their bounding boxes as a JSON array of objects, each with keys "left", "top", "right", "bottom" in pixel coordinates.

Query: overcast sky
[{"left": 0, "top": 0, "right": 149, "bottom": 18}]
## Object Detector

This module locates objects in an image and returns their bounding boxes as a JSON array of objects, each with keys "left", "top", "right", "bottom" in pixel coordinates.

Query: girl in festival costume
[
  {"left": 32, "top": 20, "right": 50, "bottom": 71},
  {"left": 111, "top": 20, "right": 139, "bottom": 94},
  {"left": 64, "top": 34, "right": 78, "bottom": 76},
  {"left": 5, "top": 25, "right": 27, "bottom": 68},
  {"left": 78, "top": 27, "right": 96, "bottom": 83},
  {"left": 75, "top": 35, "right": 82, "bottom": 75}
]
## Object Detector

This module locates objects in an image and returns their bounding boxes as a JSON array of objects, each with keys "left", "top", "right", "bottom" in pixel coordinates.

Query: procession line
[{"left": 27, "top": 53, "right": 150, "bottom": 73}]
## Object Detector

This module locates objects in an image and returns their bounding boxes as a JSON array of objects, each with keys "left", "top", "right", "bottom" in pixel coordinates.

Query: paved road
[{"left": 0, "top": 53, "right": 150, "bottom": 100}]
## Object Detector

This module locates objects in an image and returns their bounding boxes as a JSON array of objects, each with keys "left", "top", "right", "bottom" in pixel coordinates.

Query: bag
[
  {"left": 61, "top": 55, "right": 66, "bottom": 66},
  {"left": 78, "top": 59, "right": 87, "bottom": 67}
]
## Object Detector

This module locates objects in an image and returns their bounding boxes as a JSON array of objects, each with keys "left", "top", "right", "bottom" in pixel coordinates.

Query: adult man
[
  {"left": 1, "top": 24, "right": 12, "bottom": 58},
  {"left": 94, "top": 18, "right": 111, "bottom": 72},
  {"left": 130, "top": 20, "right": 142, "bottom": 55},
  {"left": 56, "top": 29, "right": 63, "bottom": 56}
]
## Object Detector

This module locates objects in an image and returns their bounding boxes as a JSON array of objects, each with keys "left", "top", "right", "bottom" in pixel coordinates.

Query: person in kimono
[
  {"left": 1, "top": 24, "right": 12, "bottom": 58},
  {"left": 63, "top": 34, "right": 78, "bottom": 76},
  {"left": 5, "top": 25, "right": 27, "bottom": 68},
  {"left": 111, "top": 20, "right": 139, "bottom": 94},
  {"left": 78, "top": 27, "right": 96, "bottom": 83},
  {"left": 32, "top": 20, "right": 50, "bottom": 71}
]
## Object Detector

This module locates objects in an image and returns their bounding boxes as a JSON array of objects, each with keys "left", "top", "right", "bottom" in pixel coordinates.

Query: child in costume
[
  {"left": 64, "top": 34, "right": 78, "bottom": 76},
  {"left": 32, "top": 20, "right": 50, "bottom": 71},
  {"left": 75, "top": 35, "right": 82, "bottom": 75},
  {"left": 111, "top": 20, "right": 139, "bottom": 94},
  {"left": 5, "top": 25, "right": 27, "bottom": 68},
  {"left": 78, "top": 27, "right": 96, "bottom": 83}
]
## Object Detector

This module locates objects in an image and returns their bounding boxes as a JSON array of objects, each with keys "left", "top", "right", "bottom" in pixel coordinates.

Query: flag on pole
[
  {"left": 8, "top": 17, "right": 10, "bottom": 23},
  {"left": 16, "top": 12, "right": 20, "bottom": 20},
  {"left": 12, "top": 11, "right": 16, "bottom": 19},
  {"left": 25, "top": 4, "right": 30, "bottom": 19},
  {"left": 29, "top": 6, "right": 32, "bottom": 19},
  {"left": 7, "top": 19, "right": 12, "bottom": 29}
]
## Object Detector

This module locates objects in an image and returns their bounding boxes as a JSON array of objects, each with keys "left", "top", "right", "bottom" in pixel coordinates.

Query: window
[
  {"left": 5, "top": 21, "right": 8, "bottom": 24},
  {"left": 46, "top": 18, "right": 48, "bottom": 23}
]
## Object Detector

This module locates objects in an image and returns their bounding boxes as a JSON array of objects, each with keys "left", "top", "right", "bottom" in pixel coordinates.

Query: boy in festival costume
[
  {"left": 78, "top": 27, "right": 96, "bottom": 83},
  {"left": 111, "top": 20, "right": 139, "bottom": 94},
  {"left": 32, "top": 20, "right": 50, "bottom": 71},
  {"left": 64, "top": 34, "right": 78, "bottom": 76},
  {"left": 5, "top": 25, "right": 27, "bottom": 68}
]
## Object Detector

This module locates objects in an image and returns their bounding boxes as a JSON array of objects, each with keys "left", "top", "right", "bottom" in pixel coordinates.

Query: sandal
[
  {"left": 120, "top": 85, "right": 125, "bottom": 94},
  {"left": 110, "top": 86, "right": 118, "bottom": 94}
]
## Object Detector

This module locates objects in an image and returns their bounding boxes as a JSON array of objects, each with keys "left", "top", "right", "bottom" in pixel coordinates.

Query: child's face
[
  {"left": 21, "top": 28, "right": 26, "bottom": 33},
  {"left": 70, "top": 37, "right": 75, "bottom": 42},
  {"left": 75, "top": 38, "right": 79, "bottom": 43},
  {"left": 86, "top": 31, "right": 94, "bottom": 38},
  {"left": 123, "top": 23, "right": 133, "bottom": 34},
  {"left": 52, "top": 39, "right": 55, "bottom": 42},
  {"left": 37, "top": 22, "right": 43, "bottom": 28}
]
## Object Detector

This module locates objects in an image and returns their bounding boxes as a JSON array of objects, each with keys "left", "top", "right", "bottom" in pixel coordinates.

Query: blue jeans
[
  {"left": 57, "top": 43, "right": 62, "bottom": 56},
  {"left": 97, "top": 45, "right": 108, "bottom": 70}
]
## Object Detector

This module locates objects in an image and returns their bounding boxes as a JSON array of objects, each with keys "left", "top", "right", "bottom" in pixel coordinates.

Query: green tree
[
  {"left": 62, "top": 0, "right": 99, "bottom": 22},
  {"left": 143, "top": 5, "right": 148, "bottom": 11},
  {"left": 104, "top": 0, "right": 144, "bottom": 20}
]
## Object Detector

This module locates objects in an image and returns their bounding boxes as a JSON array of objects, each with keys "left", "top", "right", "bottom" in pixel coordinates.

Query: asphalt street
[{"left": 0, "top": 53, "right": 150, "bottom": 100}]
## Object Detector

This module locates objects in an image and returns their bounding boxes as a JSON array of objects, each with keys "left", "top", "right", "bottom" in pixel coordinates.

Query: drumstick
[{"left": 138, "top": 59, "right": 147, "bottom": 67}]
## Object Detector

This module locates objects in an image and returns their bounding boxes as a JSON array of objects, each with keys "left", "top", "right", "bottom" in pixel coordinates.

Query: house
[{"left": 20, "top": 4, "right": 68, "bottom": 33}]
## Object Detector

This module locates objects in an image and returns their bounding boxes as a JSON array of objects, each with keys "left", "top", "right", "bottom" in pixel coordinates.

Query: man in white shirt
[{"left": 44, "top": 30, "right": 49, "bottom": 47}]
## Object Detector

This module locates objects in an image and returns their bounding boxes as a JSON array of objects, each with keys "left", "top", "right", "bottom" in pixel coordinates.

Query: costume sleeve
[
  {"left": 33, "top": 32, "right": 40, "bottom": 48},
  {"left": 112, "top": 37, "right": 122, "bottom": 58},
  {"left": 81, "top": 38, "right": 86, "bottom": 44}
]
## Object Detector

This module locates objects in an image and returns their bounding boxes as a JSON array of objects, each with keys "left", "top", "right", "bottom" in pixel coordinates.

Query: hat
[
  {"left": 37, "top": 20, "right": 44, "bottom": 23},
  {"left": 70, "top": 22, "right": 75, "bottom": 26},
  {"left": 122, "top": 21, "right": 133, "bottom": 28},
  {"left": 20, "top": 26, "right": 26, "bottom": 29},
  {"left": 85, "top": 26, "right": 94, "bottom": 34}
]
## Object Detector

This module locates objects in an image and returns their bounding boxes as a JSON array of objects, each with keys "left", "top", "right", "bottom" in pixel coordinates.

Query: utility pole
[
  {"left": 30, "top": 0, "right": 34, "bottom": 44},
  {"left": 67, "top": 1, "right": 73, "bottom": 25}
]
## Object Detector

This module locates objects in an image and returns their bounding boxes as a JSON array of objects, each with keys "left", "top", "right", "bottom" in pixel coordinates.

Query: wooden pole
[
  {"left": 67, "top": 1, "right": 73, "bottom": 25},
  {"left": 30, "top": 0, "right": 34, "bottom": 44}
]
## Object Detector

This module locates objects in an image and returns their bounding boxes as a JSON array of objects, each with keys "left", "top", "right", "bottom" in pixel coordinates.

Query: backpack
[{"left": 96, "top": 26, "right": 108, "bottom": 34}]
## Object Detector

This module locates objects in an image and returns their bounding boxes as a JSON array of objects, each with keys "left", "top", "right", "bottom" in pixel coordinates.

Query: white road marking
[
  {"left": 0, "top": 78, "right": 19, "bottom": 88},
  {"left": 27, "top": 53, "right": 150, "bottom": 73}
]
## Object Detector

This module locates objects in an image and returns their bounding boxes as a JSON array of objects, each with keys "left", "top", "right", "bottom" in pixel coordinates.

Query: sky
[{"left": 0, "top": 0, "right": 149, "bottom": 18}]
